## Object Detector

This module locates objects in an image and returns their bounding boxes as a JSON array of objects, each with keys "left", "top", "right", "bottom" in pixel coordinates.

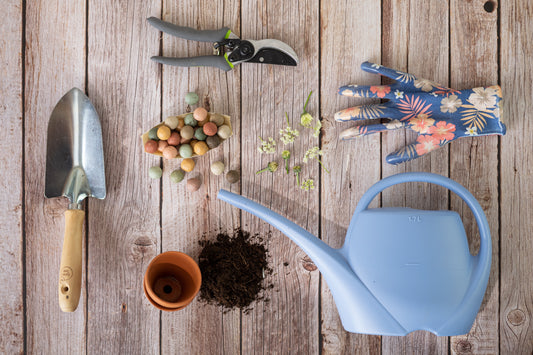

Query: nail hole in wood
[{"left": 483, "top": 1, "right": 496, "bottom": 12}]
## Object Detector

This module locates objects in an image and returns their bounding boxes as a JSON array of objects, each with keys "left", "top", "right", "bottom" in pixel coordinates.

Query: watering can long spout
[{"left": 217, "top": 189, "right": 407, "bottom": 335}]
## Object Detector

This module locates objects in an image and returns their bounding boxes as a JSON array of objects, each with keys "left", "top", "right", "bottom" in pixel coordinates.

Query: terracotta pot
[{"left": 143, "top": 251, "right": 202, "bottom": 311}]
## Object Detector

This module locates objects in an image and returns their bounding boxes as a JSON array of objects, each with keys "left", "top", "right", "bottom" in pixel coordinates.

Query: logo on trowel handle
[{"left": 60, "top": 266, "right": 73, "bottom": 281}]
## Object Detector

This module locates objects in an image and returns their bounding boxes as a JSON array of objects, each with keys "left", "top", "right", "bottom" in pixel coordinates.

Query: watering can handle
[
  {"left": 354, "top": 173, "right": 490, "bottom": 247},
  {"left": 354, "top": 172, "right": 492, "bottom": 333}
]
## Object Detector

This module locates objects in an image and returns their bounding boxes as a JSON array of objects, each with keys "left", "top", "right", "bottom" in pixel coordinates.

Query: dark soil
[{"left": 198, "top": 229, "right": 271, "bottom": 311}]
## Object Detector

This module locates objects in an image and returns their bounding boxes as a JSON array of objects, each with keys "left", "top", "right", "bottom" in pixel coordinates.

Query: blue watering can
[{"left": 218, "top": 172, "right": 491, "bottom": 336}]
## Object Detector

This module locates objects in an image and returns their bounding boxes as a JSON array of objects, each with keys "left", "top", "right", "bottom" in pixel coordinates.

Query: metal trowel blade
[{"left": 45, "top": 88, "right": 106, "bottom": 203}]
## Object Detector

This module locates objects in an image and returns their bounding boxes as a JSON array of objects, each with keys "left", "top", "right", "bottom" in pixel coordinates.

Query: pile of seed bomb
[
  {"left": 146, "top": 92, "right": 240, "bottom": 191},
  {"left": 144, "top": 106, "right": 232, "bottom": 161}
]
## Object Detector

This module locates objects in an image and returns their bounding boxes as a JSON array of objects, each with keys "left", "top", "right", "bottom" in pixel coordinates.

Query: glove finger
[
  {"left": 338, "top": 84, "right": 396, "bottom": 99},
  {"left": 334, "top": 102, "right": 399, "bottom": 121},
  {"left": 339, "top": 121, "right": 407, "bottom": 140},
  {"left": 361, "top": 62, "right": 417, "bottom": 83},
  {"left": 386, "top": 135, "right": 445, "bottom": 165}
]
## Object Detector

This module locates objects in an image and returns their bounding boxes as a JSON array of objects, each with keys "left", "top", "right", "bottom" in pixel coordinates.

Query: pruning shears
[{"left": 147, "top": 17, "right": 299, "bottom": 72}]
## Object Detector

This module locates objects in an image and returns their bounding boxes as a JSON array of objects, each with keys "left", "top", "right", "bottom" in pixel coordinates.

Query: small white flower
[
  {"left": 466, "top": 126, "right": 478, "bottom": 136},
  {"left": 384, "top": 119, "right": 404, "bottom": 130},
  {"left": 258, "top": 136, "right": 276, "bottom": 154},
  {"left": 301, "top": 179, "right": 315, "bottom": 191},
  {"left": 312, "top": 120, "right": 322, "bottom": 137},
  {"left": 394, "top": 90, "right": 404, "bottom": 99},
  {"left": 371, "top": 63, "right": 381, "bottom": 69},
  {"left": 430, "top": 92, "right": 438, "bottom": 97},
  {"left": 279, "top": 126, "right": 299, "bottom": 145},
  {"left": 303, "top": 146, "right": 322, "bottom": 163},
  {"left": 440, "top": 94, "right": 462, "bottom": 113}
]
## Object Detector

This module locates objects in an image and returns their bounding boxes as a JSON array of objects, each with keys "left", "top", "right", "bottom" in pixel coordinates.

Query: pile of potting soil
[{"left": 198, "top": 229, "right": 271, "bottom": 311}]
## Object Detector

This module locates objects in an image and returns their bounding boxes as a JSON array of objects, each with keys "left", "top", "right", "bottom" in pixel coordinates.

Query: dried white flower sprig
[
  {"left": 303, "top": 146, "right": 329, "bottom": 173},
  {"left": 301, "top": 179, "right": 315, "bottom": 191},
  {"left": 257, "top": 136, "right": 276, "bottom": 154},
  {"left": 280, "top": 113, "right": 299, "bottom": 145}
]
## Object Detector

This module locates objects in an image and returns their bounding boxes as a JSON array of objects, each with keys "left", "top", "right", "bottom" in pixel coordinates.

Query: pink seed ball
[
  {"left": 167, "top": 131, "right": 181, "bottom": 146},
  {"left": 144, "top": 140, "right": 158, "bottom": 153},
  {"left": 193, "top": 107, "right": 208, "bottom": 122},
  {"left": 158, "top": 140, "right": 168, "bottom": 152},
  {"left": 162, "top": 146, "right": 178, "bottom": 159},
  {"left": 203, "top": 122, "right": 218, "bottom": 136}
]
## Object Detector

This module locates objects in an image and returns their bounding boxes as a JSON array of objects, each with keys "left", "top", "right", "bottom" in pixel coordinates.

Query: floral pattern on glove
[{"left": 335, "top": 62, "right": 506, "bottom": 164}]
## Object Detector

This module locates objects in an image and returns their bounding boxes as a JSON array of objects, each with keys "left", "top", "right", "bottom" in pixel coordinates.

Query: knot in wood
[
  {"left": 507, "top": 308, "right": 526, "bottom": 326},
  {"left": 302, "top": 256, "right": 317, "bottom": 271},
  {"left": 455, "top": 340, "right": 472, "bottom": 354},
  {"left": 130, "top": 236, "right": 155, "bottom": 262}
]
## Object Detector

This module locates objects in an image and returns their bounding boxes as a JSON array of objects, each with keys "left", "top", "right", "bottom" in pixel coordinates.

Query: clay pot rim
[{"left": 143, "top": 251, "right": 202, "bottom": 310}]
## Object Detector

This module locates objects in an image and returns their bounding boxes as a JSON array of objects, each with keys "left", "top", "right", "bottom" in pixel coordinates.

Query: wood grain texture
[
  {"left": 0, "top": 0, "right": 23, "bottom": 353},
  {"left": 24, "top": 0, "right": 87, "bottom": 353},
  {"left": 4, "top": 0, "right": 533, "bottom": 353},
  {"left": 320, "top": 1, "right": 382, "bottom": 354},
  {"left": 449, "top": 1, "right": 500, "bottom": 353},
  {"left": 160, "top": 0, "right": 241, "bottom": 353},
  {"left": 87, "top": 1, "right": 161, "bottom": 353},
  {"left": 500, "top": 0, "right": 533, "bottom": 352},
  {"left": 240, "top": 0, "right": 320, "bottom": 353},
  {"left": 381, "top": 1, "right": 449, "bottom": 354}
]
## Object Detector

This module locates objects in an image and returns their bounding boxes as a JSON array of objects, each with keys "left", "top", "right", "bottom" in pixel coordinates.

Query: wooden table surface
[{"left": 1, "top": 0, "right": 532, "bottom": 353}]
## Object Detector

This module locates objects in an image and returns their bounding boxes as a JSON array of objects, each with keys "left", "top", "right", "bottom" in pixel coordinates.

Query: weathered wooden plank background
[{"left": 1, "top": 0, "right": 532, "bottom": 354}]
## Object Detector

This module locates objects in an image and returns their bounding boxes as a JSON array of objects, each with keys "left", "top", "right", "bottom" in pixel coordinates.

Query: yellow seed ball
[
  {"left": 177, "top": 118, "right": 185, "bottom": 130},
  {"left": 181, "top": 158, "right": 195, "bottom": 172},
  {"left": 193, "top": 141, "right": 209, "bottom": 156},
  {"left": 157, "top": 125, "right": 171, "bottom": 140}
]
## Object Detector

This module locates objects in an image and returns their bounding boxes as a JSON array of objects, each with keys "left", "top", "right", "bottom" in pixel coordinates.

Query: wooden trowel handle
[{"left": 58, "top": 209, "right": 84, "bottom": 312}]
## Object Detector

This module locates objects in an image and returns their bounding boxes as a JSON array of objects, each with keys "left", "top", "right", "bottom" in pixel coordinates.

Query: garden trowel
[{"left": 45, "top": 88, "right": 106, "bottom": 312}]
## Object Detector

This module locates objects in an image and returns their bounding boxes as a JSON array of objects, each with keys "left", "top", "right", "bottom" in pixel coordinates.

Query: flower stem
[
  {"left": 256, "top": 167, "right": 268, "bottom": 174},
  {"left": 317, "top": 158, "right": 330, "bottom": 174},
  {"left": 303, "top": 91, "right": 313, "bottom": 113},
  {"left": 285, "top": 112, "right": 290, "bottom": 126}
]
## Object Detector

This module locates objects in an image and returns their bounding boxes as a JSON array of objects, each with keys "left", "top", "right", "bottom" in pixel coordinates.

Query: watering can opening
[{"left": 217, "top": 172, "right": 492, "bottom": 336}]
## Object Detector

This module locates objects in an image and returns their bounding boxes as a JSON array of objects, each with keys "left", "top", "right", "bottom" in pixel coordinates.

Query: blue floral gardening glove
[{"left": 335, "top": 62, "right": 506, "bottom": 164}]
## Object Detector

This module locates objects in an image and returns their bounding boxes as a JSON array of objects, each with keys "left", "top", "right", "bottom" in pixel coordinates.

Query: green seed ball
[
  {"left": 148, "top": 127, "right": 159, "bottom": 140},
  {"left": 148, "top": 166, "right": 162, "bottom": 179},
  {"left": 179, "top": 144, "right": 193, "bottom": 158},
  {"left": 180, "top": 125, "right": 194, "bottom": 140},
  {"left": 210, "top": 161, "right": 225, "bottom": 176},
  {"left": 185, "top": 92, "right": 199, "bottom": 105},
  {"left": 206, "top": 135, "right": 221, "bottom": 149},
  {"left": 217, "top": 125, "right": 232, "bottom": 139},
  {"left": 170, "top": 169, "right": 185, "bottom": 183},
  {"left": 194, "top": 127, "right": 207, "bottom": 141},
  {"left": 184, "top": 113, "right": 197, "bottom": 127},
  {"left": 226, "top": 170, "right": 240, "bottom": 184}
]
